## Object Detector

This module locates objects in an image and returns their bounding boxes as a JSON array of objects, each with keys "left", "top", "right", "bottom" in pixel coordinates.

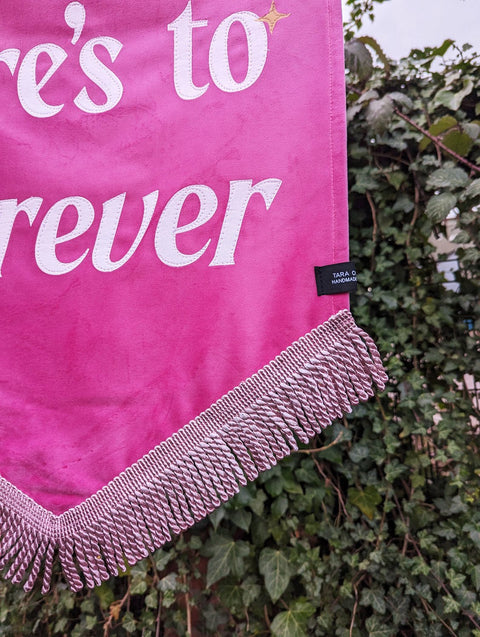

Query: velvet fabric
[
  {"left": 0, "top": 0, "right": 386, "bottom": 591},
  {"left": 1, "top": 0, "right": 348, "bottom": 512}
]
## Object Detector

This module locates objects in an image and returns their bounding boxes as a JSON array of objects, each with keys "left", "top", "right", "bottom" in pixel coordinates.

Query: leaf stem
[
  {"left": 183, "top": 574, "right": 192, "bottom": 637},
  {"left": 346, "top": 82, "right": 480, "bottom": 174},
  {"left": 297, "top": 431, "right": 344, "bottom": 453},
  {"left": 366, "top": 190, "right": 379, "bottom": 272},
  {"left": 393, "top": 107, "right": 480, "bottom": 175}
]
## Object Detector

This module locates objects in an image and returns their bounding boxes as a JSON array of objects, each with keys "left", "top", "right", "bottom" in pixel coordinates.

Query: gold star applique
[{"left": 258, "top": 1, "right": 291, "bottom": 34}]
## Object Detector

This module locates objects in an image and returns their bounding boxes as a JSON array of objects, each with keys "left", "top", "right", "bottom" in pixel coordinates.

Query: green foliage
[
  {"left": 343, "top": 0, "right": 392, "bottom": 40},
  {"left": 1, "top": 31, "right": 479, "bottom": 637},
  {"left": 270, "top": 599, "right": 315, "bottom": 637},
  {"left": 258, "top": 548, "right": 292, "bottom": 603}
]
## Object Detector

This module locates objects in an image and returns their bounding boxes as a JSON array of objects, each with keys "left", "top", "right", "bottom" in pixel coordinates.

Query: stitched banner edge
[{"left": 0, "top": 309, "right": 387, "bottom": 592}]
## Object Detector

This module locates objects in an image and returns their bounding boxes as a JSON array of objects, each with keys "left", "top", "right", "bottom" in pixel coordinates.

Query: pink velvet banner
[{"left": 0, "top": 0, "right": 386, "bottom": 591}]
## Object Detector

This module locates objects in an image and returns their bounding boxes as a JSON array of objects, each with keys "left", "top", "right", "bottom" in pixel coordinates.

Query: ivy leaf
[
  {"left": 460, "top": 179, "right": 480, "bottom": 201},
  {"left": 411, "top": 473, "right": 425, "bottom": 489},
  {"left": 434, "top": 495, "right": 467, "bottom": 515},
  {"left": 94, "top": 583, "right": 115, "bottom": 610},
  {"left": 426, "top": 166, "right": 469, "bottom": 190},
  {"left": 419, "top": 115, "right": 457, "bottom": 151},
  {"left": 229, "top": 509, "right": 252, "bottom": 532},
  {"left": 270, "top": 601, "right": 315, "bottom": 637},
  {"left": 464, "top": 525, "right": 480, "bottom": 550},
  {"left": 208, "top": 507, "right": 226, "bottom": 531},
  {"left": 259, "top": 548, "right": 292, "bottom": 602},
  {"left": 203, "top": 606, "right": 229, "bottom": 632},
  {"left": 463, "top": 122, "right": 480, "bottom": 140},
  {"left": 390, "top": 591, "right": 410, "bottom": 625},
  {"left": 271, "top": 494, "right": 289, "bottom": 518},
  {"left": 241, "top": 575, "right": 262, "bottom": 606},
  {"left": 386, "top": 171, "right": 405, "bottom": 191},
  {"left": 249, "top": 489, "right": 267, "bottom": 516},
  {"left": 348, "top": 486, "right": 381, "bottom": 520},
  {"left": 357, "top": 89, "right": 380, "bottom": 105},
  {"left": 85, "top": 615, "right": 97, "bottom": 630},
  {"left": 158, "top": 573, "right": 178, "bottom": 593},
  {"left": 433, "top": 39, "right": 455, "bottom": 56},
  {"left": 282, "top": 469, "right": 303, "bottom": 495},
  {"left": 264, "top": 475, "right": 285, "bottom": 497},
  {"left": 145, "top": 591, "right": 158, "bottom": 609},
  {"left": 360, "top": 587, "right": 387, "bottom": 614},
  {"left": 352, "top": 171, "right": 381, "bottom": 193},
  {"left": 271, "top": 611, "right": 307, "bottom": 637},
  {"left": 347, "top": 102, "right": 365, "bottom": 122},
  {"left": 366, "top": 95, "right": 394, "bottom": 133},
  {"left": 425, "top": 193, "right": 457, "bottom": 222},
  {"left": 447, "top": 569, "right": 466, "bottom": 589},
  {"left": 435, "top": 78, "right": 474, "bottom": 111},
  {"left": 122, "top": 611, "right": 137, "bottom": 634},
  {"left": 154, "top": 549, "right": 174, "bottom": 571},
  {"left": 471, "top": 565, "right": 480, "bottom": 591},
  {"left": 389, "top": 91, "right": 413, "bottom": 111},
  {"left": 443, "top": 595, "right": 461, "bottom": 614},
  {"left": 357, "top": 36, "right": 390, "bottom": 74},
  {"left": 217, "top": 581, "right": 243, "bottom": 613},
  {"left": 365, "top": 616, "right": 393, "bottom": 637},
  {"left": 442, "top": 130, "right": 473, "bottom": 156},
  {"left": 345, "top": 39, "right": 373, "bottom": 81},
  {"left": 430, "top": 115, "right": 458, "bottom": 136},
  {"left": 130, "top": 575, "right": 147, "bottom": 595},
  {"left": 348, "top": 89, "right": 380, "bottom": 122},
  {"left": 348, "top": 443, "right": 370, "bottom": 463},
  {"left": 206, "top": 535, "right": 250, "bottom": 587}
]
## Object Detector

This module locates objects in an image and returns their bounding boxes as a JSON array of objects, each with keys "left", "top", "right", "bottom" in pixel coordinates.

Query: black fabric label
[{"left": 314, "top": 262, "right": 357, "bottom": 296}]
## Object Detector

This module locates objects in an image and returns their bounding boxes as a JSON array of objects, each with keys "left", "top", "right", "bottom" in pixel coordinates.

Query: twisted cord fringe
[{"left": 0, "top": 310, "right": 387, "bottom": 592}]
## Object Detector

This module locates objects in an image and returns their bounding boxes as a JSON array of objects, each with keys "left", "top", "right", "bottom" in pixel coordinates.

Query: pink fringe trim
[{"left": 0, "top": 310, "right": 387, "bottom": 592}]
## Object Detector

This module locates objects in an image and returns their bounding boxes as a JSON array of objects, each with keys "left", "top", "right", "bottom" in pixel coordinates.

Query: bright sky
[{"left": 342, "top": 0, "right": 480, "bottom": 60}]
